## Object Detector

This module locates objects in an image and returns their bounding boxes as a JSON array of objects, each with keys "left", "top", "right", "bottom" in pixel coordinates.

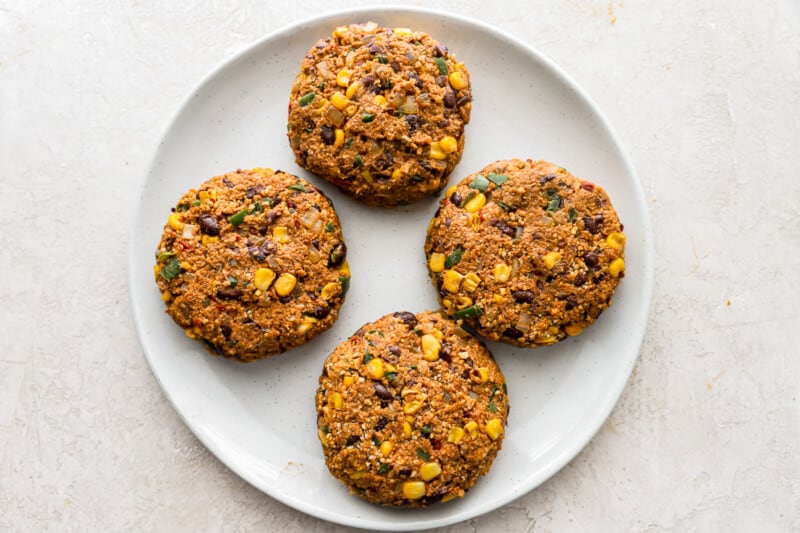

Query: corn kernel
[
  {"left": 403, "top": 421, "right": 412, "bottom": 438},
  {"left": 402, "top": 481, "right": 426, "bottom": 500},
  {"left": 463, "top": 192, "right": 486, "bottom": 213},
  {"left": 442, "top": 269, "right": 464, "bottom": 293},
  {"left": 198, "top": 189, "right": 217, "bottom": 201},
  {"left": 345, "top": 81, "right": 361, "bottom": 98},
  {"left": 333, "top": 128, "right": 345, "bottom": 148},
  {"left": 344, "top": 104, "right": 357, "bottom": 117},
  {"left": 442, "top": 492, "right": 459, "bottom": 503},
  {"left": 385, "top": 363, "right": 397, "bottom": 373},
  {"left": 343, "top": 375, "right": 355, "bottom": 386},
  {"left": 273, "top": 226, "right": 289, "bottom": 243},
  {"left": 185, "top": 328, "right": 197, "bottom": 339},
  {"left": 455, "top": 295, "right": 473, "bottom": 309},
  {"left": 448, "top": 71, "right": 468, "bottom": 90},
  {"left": 380, "top": 440, "right": 393, "bottom": 457},
  {"left": 494, "top": 262, "right": 511, "bottom": 282},
  {"left": 330, "top": 92, "right": 349, "bottom": 111},
  {"left": 543, "top": 251, "right": 562, "bottom": 270},
  {"left": 419, "top": 462, "right": 442, "bottom": 481},
  {"left": 429, "top": 252, "right": 446, "bottom": 273},
  {"left": 476, "top": 367, "right": 489, "bottom": 383},
  {"left": 332, "top": 26, "right": 348, "bottom": 38},
  {"left": 160, "top": 291, "right": 172, "bottom": 302},
  {"left": 606, "top": 231, "right": 626, "bottom": 251},
  {"left": 336, "top": 68, "right": 352, "bottom": 87},
  {"left": 609, "top": 257, "right": 625, "bottom": 278},
  {"left": 394, "top": 27, "right": 412, "bottom": 35},
  {"left": 404, "top": 400, "right": 423, "bottom": 415},
  {"left": 328, "top": 391, "right": 343, "bottom": 410},
  {"left": 464, "top": 421, "right": 479, "bottom": 438},
  {"left": 339, "top": 260, "right": 351, "bottom": 277},
  {"left": 391, "top": 168, "right": 402, "bottom": 180},
  {"left": 486, "top": 418, "right": 504, "bottom": 440},
  {"left": 446, "top": 185, "right": 457, "bottom": 198},
  {"left": 179, "top": 261, "right": 191, "bottom": 271},
  {"left": 201, "top": 234, "right": 219, "bottom": 246},
  {"left": 366, "top": 357, "right": 385, "bottom": 380},
  {"left": 535, "top": 335, "right": 558, "bottom": 345},
  {"left": 361, "top": 169, "right": 374, "bottom": 183},
  {"left": 274, "top": 273, "right": 297, "bottom": 296},
  {"left": 447, "top": 427, "right": 465, "bottom": 444},
  {"left": 254, "top": 268, "right": 276, "bottom": 291},
  {"left": 296, "top": 318, "right": 315, "bottom": 334},
  {"left": 320, "top": 282, "right": 340, "bottom": 300},
  {"left": 350, "top": 471, "right": 366, "bottom": 480},
  {"left": 439, "top": 135, "right": 458, "bottom": 154},
  {"left": 421, "top": 334, "right": 441, "bottom": 361},
  {"left": 564, "top": 324, "right": 583, "bottom": 336},
  {"left": 374, "top": 94, "right": 387, "bottom": 107},
  {"left": 493, "top": 294, "right": 503, "bottom": 303},
  {"left": 318, "top": 428, "right": 329, "bottom": 446},
  {"left": 168, "top": 213, "right": 183, "bottom": 231},
  {"left": 462, "top": 272, "right": 481, "bottom": 292},
  {"left": 429, "top": 141, "right": 446, "bottom": 160}
]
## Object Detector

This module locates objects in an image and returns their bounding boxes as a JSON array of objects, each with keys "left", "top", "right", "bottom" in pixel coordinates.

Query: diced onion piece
[
  {"left": 401, "top": 95, "right": 418, "bottom": 114},
  {"left": 345, "top": 50, "right": 356, "bottom": 65},
  {"left": 300, "top": 208, "right": 320, "bottom": 229},
  {"left": 516, "top": 312, "right": 532, "bottom": 333},
  {"left": 182, "top": 224, "right": 195, "bottom": 239},
  {"left": 267, "top": 255, "right": 280, "bottom": 270},
  {"left": 418, "top": 92, "right": 430, "bottom": 104},
  {"left": 511, "top": 258, "right": 521, "bottom": 278},
  {"left": 316, "top": 61, "right": 331, "bottom": 79},
  {"left": 405, "top": 51, "right": 416, "bottom": 62},
  {"left": 325, "top": 106, "right": 344, "bottom": 126}
]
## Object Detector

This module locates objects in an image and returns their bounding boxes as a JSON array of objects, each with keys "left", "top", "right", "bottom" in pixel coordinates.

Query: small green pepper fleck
[
  {"left": 361, "top": 112, "right": 376, "bottom": 123},
  {"left": 372, "top": 435, "right": 381, "bottom": 446},
  {"left": 228, "top": 209, "right": 249, "bottom": 227},
  {"left": 287, "top": 182, "right": 306, "bottom": 192},
  {"left": 160, "top": 257, "right": 181, "bottom": 280},
  {"left": 339, "top": 275, "right": 350, "bottom": 296},
  {"left": 175, "top": 204, "right": 189, "bottom": 212},
  {"left": 378, "top": 463, "right": 389, "bottom": 474},
  {"left": 434, "top": 57, "right": 448, "bottom": 76},
  {"left": 385, "top": 371, "right": 397, "bottom": 382},
  {"left": 416, "top": 448, "right": 431, "bottom": 460},
  {"left": 344, "top": 137, "right": 354, "bottom": 148},
  {"left": 298, "top": 92, "right": 315, "bottom": 107},
  {"left": 455, "top": 305, "right": 483, "bottom": 319},
  {"left": 486, "top": 173, "right": 508, "bottom": 186},
  {"left": 228, "top": 276, "right": 238, "bottom": 287},
  {"left": 377, "top": 55, "right": 388, "bottom": 64},
  {"left": 363, "top": 350, "right": 373, "bottom": 364},
  {"left": 420, "top": 424, "right": 432, "bottom": 436},
  {"left": 496, "top": 200, "right": 513, "bottom": 211},
  {"left": 445, "top": 246, "right": 464, "bottom": 269},
  {"left": 568, "top": 207, "right": 578, "bottom": 222},
  {"left": 157, "top": 251, "right": 175, "bottom": 262},
  {"left": 354, "top": 155, "right": 364, "bottom": 167},
  {"left": 546, "top": 193, "right": 562, "bottom": 212},
  {"left": 325, "top": 221, "right": 335, "bottom": 232},
  {"left": 469, "top": 175, "right": 490, "bottom": 192},
  {"left": 190, "top": 199, "right": 202, "bottom": 207}
]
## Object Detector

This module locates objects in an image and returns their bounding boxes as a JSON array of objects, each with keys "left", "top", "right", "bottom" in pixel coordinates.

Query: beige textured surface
[{"left": 2, "top": 1, "right": 798, "bottom": 531}]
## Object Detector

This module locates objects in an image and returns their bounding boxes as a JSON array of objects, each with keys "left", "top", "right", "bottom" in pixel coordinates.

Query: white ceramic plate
[{"left": 129, "top": 7, "right": 653, "bottom": 530}]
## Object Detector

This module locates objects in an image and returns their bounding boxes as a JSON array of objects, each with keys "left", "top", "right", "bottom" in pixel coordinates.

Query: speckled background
[{"left": 2, "top": 1, "right": 798, "bottom": 531}]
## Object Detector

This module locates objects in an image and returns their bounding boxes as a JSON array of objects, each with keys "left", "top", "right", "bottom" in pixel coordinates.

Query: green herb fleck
[
  {"left": 157, "top": 251, "right": 175, "bottom": 262},
  {"left": 410, "top": 365, "right": 418, "bottom": 370},
  {"left": 381, "top": 80, "right": 393, "bottom": 90},
  {"left": 463, "top": 190, "right": 477, "bottom": 206},
  {"left": 367, "top": 338, "right": 375, "bottom": 347},
  {"left": 339, "top": 275, "right": 350, "bottom": 296},
  {"left": 251, "top": 201, "right": 263, "bottom": 214},
  {"left": 372, "top": 435, "right": 381, "bottom": 446},
  {"left": 411, "top": 174, "right": 425, "bottom": 183},
  {"left": 175, "top": 204, "right": 189, "bottom": 212},
  {"left": 298, "top": 92, "right": 315, "bottom": 107},
  {"left": 325, "top": 221, "right": 335, "bottom": 233},
  {"left": 502, "top": 382, "right": 508, "bottom": 394},
  {"left": 486, "top": 173, "right": 508, "bottom": 186},
  {"left": 385, "top": 371, "right": 397, "bottom": 382},
  {"left": 363, "top": 350, "right": 373, "bottom": 364},
  {"left": 568, "top": 207, "right": 578, "bottom": 222},
  {"left": 159, "top": 257, "right": 181, "bottom": 280},
  {"left": 228, "top": 276, "right": 238, "bottom": 287},
  {"left": 190, "top": 199, "right": 202, "bottom": 207},
  {"left": 377, "top": 55, "right": 388, "bottom": 64},
  {"left": 469, "top": 175, "right": 490, "bottom": 192},
  {"left": 317, "top": 82, "right": 325, "bottom": 91},
  {"left": 321, "top": 424, "right": 329, "bottom": 434},
  {"left": 378, "top": 463, "right": 389, "bottom": 474},
  {"left": 496, "top": 200, "right": 513, "bottom": 211},
  {"left": 546, "top": 193, "right": 562, "bottom": 213},
  {"left": 444, "top": 246, "right": 464, "bottom": 269},
  {"left": 287, "top": 182, "right": 307, "bottom": 192},
  {"left": 354, "top": 155, "right": 364, "bottom": 167},
  {"left": 434, "top": 57, "right": 449, "bottom": 76},
  {"left": 455, "top": 305, "right": 483, "bottom": 319},
  {"left": 344, "top": 137, "right": 354, "bottom": 148},
  {"left": 488, "top": 399, "right": 498, "bottom": 414},
  {"left": 228, "top": 208, "right": 249, "bottom": 227},
  {"left": 361, "top": 112, "right": 376, "bottom": 123},
  {"left": 420, "top": 425, "right": 432, "bottom": 436},
  {"left": 416, "top": 448, "right": 431, "bottom": 460}
]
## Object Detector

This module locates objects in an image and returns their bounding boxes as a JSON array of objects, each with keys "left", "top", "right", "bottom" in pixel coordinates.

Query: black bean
[
  {"left": 439, "top": 341, "right": 452, "bottom": 362},
  {"left": 375, "top": 151, "right": 394, "bottom": 170},
  {"left": 574, "top": 273, "right": 587, "bottom": 287},
  {"left": 345, "top": 435, "right": 361, "bottom": 446},
  {"left": 503, "top": 327, "right": 524, "bottom": 339},
  {"left": 309, "top": 305, "right": 331, "bottom": 319},
  {"left": 450, "top": 191, "right": 463, "bottom": 207},
  {"left": 373, "top": 382, "right": 393, "bottom": 400},
  {"left": 374, "top": 416, "right": 389, "bottom": 431},
  {"left": 387, "top": 345, "right": 401, "bottom": 358},
  {"left": 216, "top": 288, "right": 242, "bottom": 300},
  {"left": 222, "top": 177, "right": 234, "bottom": 188},
  {"left": 328, "top": 242, "right": 347, "bottom": 267},
  {"left": 433, "top": 44, "right": 448, "bottom": 57},
  {"left": 198, "top": 213, "right": 220, "bottom": 236},
  {"left": 409, "top": 71, "right": 423, "bottom": 89},
  {"left": 437, "top": 118, "right": 450, "bottom": 128},
  {"left": 435, "top": 75, "right": 447, "bottom": 86},
  {"left": 490, "top": 218, "right": 516, "bottom": 238},
  {"left": 443, "top": 88, "right": 456, "bottom": 108},
  {"left": 512, "top": 290, "right": 536, "bottom": 303},
  {"left": 456, "top": 94, "right": 472, "bottom": 107},
  {"left": 405, "top": 114, "right": 422, "bottom": 133},
  {"left": 582, "top": 215, "right": 599, "bottom": 234},
  {"left": 463, "top": 356, "right": 474, "bottom": 367},
  {"left": 398, "top": 466, "right": 412, "bottom": 477},
  {"left": 392, "top": 311, "right": 417, "bottom": 327},
  {"left": 539, "top": 173, "right": 556, "bottom": 185},
  {"left": 278, "top": 295, "right": 292, "bottom": 304},
  {"left": 220, "top": 324, "right": 232, "bottom": 338},
  {"left": 583, "top": 251, "right": 599, "bottom": 268},
  {"left": 320, "top": 124, "right": 335, "bottom": 145},
  {"left": 368, "top": 44, "right": 383, "bottom": 54},
  {"left": 565, "top": 296, "right": 579, "bottom": 310},
  {"left": 264, "top": 210, "right": 279, "bottom": 225}
]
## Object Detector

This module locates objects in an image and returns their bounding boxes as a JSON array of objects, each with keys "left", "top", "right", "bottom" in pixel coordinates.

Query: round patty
[
  {"left": 315, "top": 310, "right": 509, "bottom": 506},
  {"left": 424, "top": 158, "right": 626, "bottom": 348},
  {"left": 287, "top": 22, "right": 472, "bottom": 207},
  {"left": 154, "top": 168, "right": 350, "bottom": 362}
]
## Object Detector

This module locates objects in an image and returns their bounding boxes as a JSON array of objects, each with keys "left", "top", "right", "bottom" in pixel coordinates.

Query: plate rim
[{"left": 127, "top": 5, "right": 654, "bottom": 530}]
